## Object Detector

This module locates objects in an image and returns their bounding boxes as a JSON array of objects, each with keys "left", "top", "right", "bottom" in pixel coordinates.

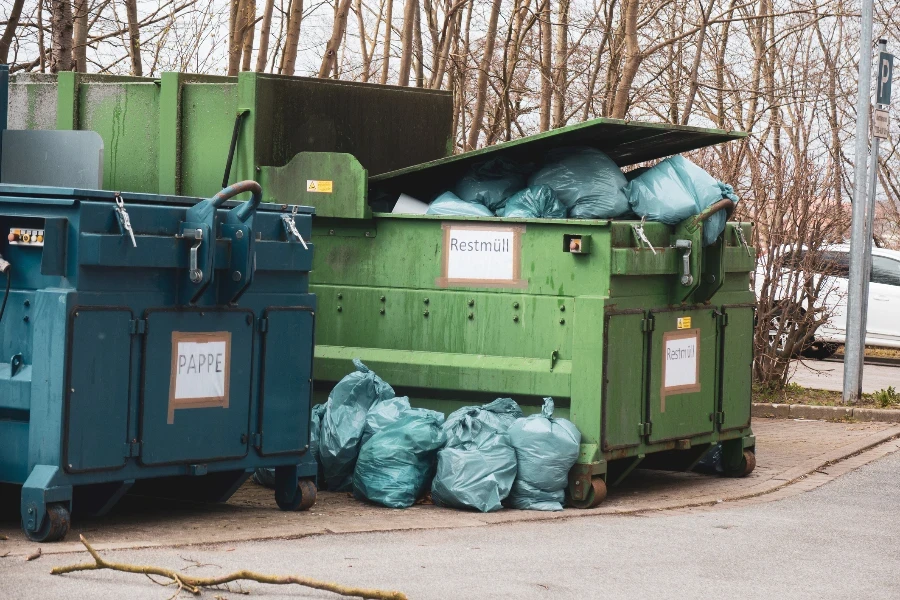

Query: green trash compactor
[{"left": 287, "top": 119, "right": 757, "bottom": 508}]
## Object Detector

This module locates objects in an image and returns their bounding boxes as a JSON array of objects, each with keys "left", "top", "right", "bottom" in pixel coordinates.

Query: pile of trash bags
[
  {"left": 416, "top": 149, "right": 738, "bottom": 245},
  {"left": 257, "top": 361, "right": 583, "bottom": 513}
]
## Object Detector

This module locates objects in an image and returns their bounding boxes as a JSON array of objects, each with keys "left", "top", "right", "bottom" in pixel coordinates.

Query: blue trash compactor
[{"left": 0, "top": 180, "right": 319, "bottom": 542}]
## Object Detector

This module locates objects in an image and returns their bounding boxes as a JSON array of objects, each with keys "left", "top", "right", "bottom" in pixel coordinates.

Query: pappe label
[
  {"left": 168, "top": 332, "right": 232, "bottom": 423},
  {"left": 661, "top": 329, "right": 700, "bottom": 409},
  {"left": 438, "top": 224, "right": 526, "bottom": 288}
]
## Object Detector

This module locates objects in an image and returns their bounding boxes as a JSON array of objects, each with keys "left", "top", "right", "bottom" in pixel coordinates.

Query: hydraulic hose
[{"left": 0, "top": 256, "right": 11, "bottom": 325}]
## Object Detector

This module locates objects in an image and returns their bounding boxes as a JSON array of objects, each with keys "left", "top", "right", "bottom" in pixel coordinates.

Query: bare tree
[
  {"left": 1, "top": 0, "right": 26, "bottom": 64},
  {"left": 49, "top": 0, "right": 73, "bottom": 72},
  {"left": 71, "top": 0, "right": 87, "bottom": 71},
  {"left": 255, "top": 0, "right": 276, "bottom": 71},
  {"left": 464, "top": 0, "right": 501, "bottom": 148},
  {"left": 280, "top": 0, "right": 303, "bottom": 75},
  {"left": 396, "top": 0, "right": 415, "bottom": 85},
  {"left": 319, "top": 0, "right": 353, "bottom": 77}
]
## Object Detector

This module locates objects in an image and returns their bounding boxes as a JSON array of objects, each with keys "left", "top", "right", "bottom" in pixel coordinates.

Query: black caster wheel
[
  {"left": 276, "top": 479, "right": 317, "bottom": 511},
  {"left": 568, "top": 478, "right": 607, "bottom": 509},
  {"left": 23, "top": 503, "right": 70, "bottom": 543}
]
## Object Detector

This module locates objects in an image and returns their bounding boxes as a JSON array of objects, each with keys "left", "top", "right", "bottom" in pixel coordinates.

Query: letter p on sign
[{"left": 877, "top": 52, "right": 893, "bottom": 106}]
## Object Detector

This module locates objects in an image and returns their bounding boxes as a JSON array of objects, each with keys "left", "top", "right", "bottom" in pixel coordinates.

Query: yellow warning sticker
[
  {"left": 306, "top": 180, "right": 333, "bottom": 193},
  {"left": 677, "top": 317, "right": 692, "bottom": 329}
]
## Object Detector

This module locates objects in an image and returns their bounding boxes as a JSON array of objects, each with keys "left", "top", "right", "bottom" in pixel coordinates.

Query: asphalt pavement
[
  {"left": 790, "top": 359, "right": 900, "bottom": 393},
  {"left": 3, "top": 448, "right": 900, "bottom": 599}
]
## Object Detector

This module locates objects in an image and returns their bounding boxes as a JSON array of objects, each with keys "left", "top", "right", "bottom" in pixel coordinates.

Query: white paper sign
[
  {"left": 174, "top": 340, "right": 228, "bottom": 399},
  {"left": 874, "top": 108, "right": 890, "bottom": 141},
  {"left": 664, "top": 334, "right": 699, "bottom": 389},
  {"left": 446, "top": 228, "right": 516, "bottom": 281}
]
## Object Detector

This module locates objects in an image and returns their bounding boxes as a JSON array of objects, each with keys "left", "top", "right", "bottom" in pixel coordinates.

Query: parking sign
[{"left": 877, "top": 52, "right": 893, "bottom": 106}]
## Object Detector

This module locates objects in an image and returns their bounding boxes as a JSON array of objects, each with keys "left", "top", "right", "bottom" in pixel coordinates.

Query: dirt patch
[{"left": 753, "top": 382, "right": 900, "bottom": 409}]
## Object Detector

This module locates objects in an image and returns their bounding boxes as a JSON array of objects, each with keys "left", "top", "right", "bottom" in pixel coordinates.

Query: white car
[{"left": 758, "top": 244, "right": 900, "bottom": 358}]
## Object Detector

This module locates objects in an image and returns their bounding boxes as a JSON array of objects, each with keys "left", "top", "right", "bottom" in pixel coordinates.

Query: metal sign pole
[
  {"left": 842, "top": 3, "right": 877, "bottom": 404},
  {"left": 859, "top": 39, "right": 892, "bottom": 383}
]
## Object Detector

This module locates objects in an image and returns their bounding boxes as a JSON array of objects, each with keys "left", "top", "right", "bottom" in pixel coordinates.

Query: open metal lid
[{"left": 370, "top": 118, "right": 745, "bottom": 202}]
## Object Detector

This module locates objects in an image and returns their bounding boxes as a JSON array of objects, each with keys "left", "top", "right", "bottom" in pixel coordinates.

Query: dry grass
[{"left": 752, "top": 382, "right": 900, "bottom": 409}]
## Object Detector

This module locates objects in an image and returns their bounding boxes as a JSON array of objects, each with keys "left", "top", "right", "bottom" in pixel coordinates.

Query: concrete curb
[{"left": 752, "top": 402, "right": 900, "bottom": 423}]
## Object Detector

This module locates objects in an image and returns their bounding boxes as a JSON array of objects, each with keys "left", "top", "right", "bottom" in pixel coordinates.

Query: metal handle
[
  {"left": 179, "top": 228, "right": 204, "bottom": 283},
  {"left": 221, "top": 180, "right": 262, "bottom": 224},
  {"left": 675, "top": 239, "right": 693, "bottom": 286}
]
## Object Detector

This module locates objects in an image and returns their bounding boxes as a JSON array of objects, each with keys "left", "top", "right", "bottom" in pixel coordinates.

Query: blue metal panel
[
  {"left": 139, "top": 309, "right": 254, "bottom": 465},
  {"left": 259, "top": 307, "right": 314, "bottom": 455},
  {"left": 64, "top": 308, "right": 132, "bottom": 473}
]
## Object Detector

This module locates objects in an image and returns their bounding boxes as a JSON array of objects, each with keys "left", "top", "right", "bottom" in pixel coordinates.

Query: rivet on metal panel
[
  {"left": 74, "top": 312, "right": 79, "bottom": 317},
  {"left": 337, "top": 306, "right": 343, "bottom": 312},
  {"left": 423, "top": 310, "right": 429, "bottom": 317},
  {"left": 467, "top": 299, "right": 475, "bottom": 307},
  {"left": 365, "top": 232, "right": 371, "bottom": 237},
  {"left": 513, "top": 302, "right": 519, "bottom": 309},
  {"left": 70, "top": 388, "right": 75, "bottom": 393},
  {"left": 513, "top": 315, "right": 519, "bottom": 323},
  {"left": 423, "top": 298, "right": 429, "bottom": 304},
  {"left": 337, "top": 293, "right": 343, "bottom": 300},
  {"left": 23, "top": 316, "right": 29, "bottom": 323},
  {"left": 379, "top": 309, "right": 385, "bottom": 315},
  {"left": 468, "top": 312, "right": 474, "bottom": 320},
  {"left": 235, "top": 229, "right": 243, "bottom": 239},
  {"left": 559, "top": 318, "right": 566, "bottom": 325},
  {"left": 559, "top": 305, "right": 566, "bottom": 312},
  {"left": 380, "top": 296, "right": 386, "bottom": 302},
  {"left": 23, "top": 300, "right": 29, "bottom": 307},
  {"left": 329, "top": 229, "right": 335, "bottom": 235},
  {"left": 232, "top": 271, "right": 242, "bottom": 281}
]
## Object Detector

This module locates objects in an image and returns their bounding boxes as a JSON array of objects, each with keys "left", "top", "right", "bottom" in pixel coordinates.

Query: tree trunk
[
  {"left": 610, "top": 0, "right": 639, "bottom": 119},
  {"left": 551, "top": 0, "right": 569, "bottom": 128},
  {"left": 355, "top": 0, "right": 371, "bottom": 81},
  {"left": 70, "top": 0, "right": 87, "bottom": 71},
  {"left": 280, "top": 0, "right": 303, "bottom": 75},
  {"left": 255, "top": 0, "right": 276, "bottom": 71},
  {"left": 413, "top": 0, "right": 424, "bottom": 87},
  {"left": 229, "top": 0, "right": 246, "bottom": 75},
  {"left": 50, "top": 0, "right": 74, "bottom": 73},
  {"left": 680, "top": 0, "right": 714, "bottom": 124},
  {"left": 241, "top": 0, "right": 256, "bottom": 71},
  {"left": 396, "top": 0, "right": 416, "bottom": 86},
  {"left": 37, "top": 0, "right": 47, "bottom": 71},
  {"left": 538, "top": 0, "right": 552, "bottom": 131},
  {"left": 464, "top": 0, "right": 502, "bottom": 149},
  {"left": 379, "top": 0, "right": 393, "bottom": 84},
  {"left": 124, "top": 0, "right": 142, "bottom": 75},
  {"left": 318, "top": 0, "right": 353, "bottom": 77},
  {"left": 0, "top": 0, "right": 26, "bottom": 65}
]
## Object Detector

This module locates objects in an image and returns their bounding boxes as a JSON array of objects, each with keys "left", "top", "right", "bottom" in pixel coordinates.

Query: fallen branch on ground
[{"left": 52, "top": 535, "right": 407, "bottom": 600}]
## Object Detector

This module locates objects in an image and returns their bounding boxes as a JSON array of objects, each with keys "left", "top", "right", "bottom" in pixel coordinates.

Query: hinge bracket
[
  {"left": 716, "top": 311, "right": 729, "bottom": 327},
  {"left": 641, "top": 316, "right": 655, "bottom": 332},
  {"left": 258, "top": 318, "right": 268, "bottom": 333},
  {"left": 715, "top": 411, "right": 726, "bottom": 425},
  {"left": 130, "top": 319, "right": 147, "bottom": 335},
  {"left": 639, "top": 422, "right": 652, "bottom": 436},
  {"left": 251, "top": 432, "right": 262, "bottom": 448},
  {"left": 124, "top": 441, "right": 141, "bottom": 457}
]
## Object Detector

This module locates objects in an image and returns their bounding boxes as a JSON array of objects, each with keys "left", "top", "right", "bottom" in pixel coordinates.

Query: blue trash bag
[
  {"left": 454, "top": 158, "right": 527, "bottom": 213},
  {"left": 426, "top": 191, "right": 495, "bottom": 217},
  {"left": 352, "top": 410, "right": 447, "bottom": 508},
  {"left": 624, "top": 158, "right": 698, "bottom": 226},
  {"left": 505, "top": 398, "right": 581, "bottom": 511},
  {"left": 361, "top": 396, "right": 411, "bottom": 446},
  {"left": 253, "top": 402, "right": 328, "bottom": 489},
  {"left": 432, "top": 399, "right": 522, "bottom": 512},
  {"left": 624, "top": 156, "right": 738, "bottom": 245},
  {"left": 528, "top": 147, "right": 630, "bottom": 219},
  {"left": 319, "top": 359, "right": 395, "bottom": 492},
  {"left": 500, "top": 185, "right": 568, "bottom": 219}
]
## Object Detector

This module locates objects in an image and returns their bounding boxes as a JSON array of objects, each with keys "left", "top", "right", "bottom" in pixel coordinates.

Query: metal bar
[
  {"left": 857, "top": 38, "right": 888, "bottom": 385},
  {"left": 842, "top": 10, "right": 877, "bottom": 404}
]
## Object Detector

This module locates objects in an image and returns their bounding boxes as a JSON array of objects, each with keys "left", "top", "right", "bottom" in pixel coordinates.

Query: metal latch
[
  {"left": 281, "top": 206, "right": 309, "bottom": 249},
  {"left": 114, "top": 192, "right": 137, "bottom": 248},
  {"left": 631, "top": 217, "right": 657, "bottom": 254},
  {"left": 639, "top": 422, "right": 652, "bottom": 436},
  {"left": 734, "top": 224, "right": 751, "bottom": 256},
  {"left": 675, "top": 239, "right": 693, "bottom": 286},
  {"left": 177, "top": 228, "right": 204, "bottom": 283}
]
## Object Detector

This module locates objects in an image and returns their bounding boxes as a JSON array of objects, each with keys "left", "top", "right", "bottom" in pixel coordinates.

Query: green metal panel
[
  {"left": 259, "top": 152, "right": 369, "bottom": 218},
  {"left": 64, "top": 308, "right": 132, "bottom": 472},
  {"left": 646, "top": 308, "right": 718, "bottom": 443},
  {"left": 77, "top": 82, "right": 161, "bottom": 193},
  {"left": 720, "top": 306, "right": 754, "bottom": 431},
  {"left": 139, "top": 309, "right": 254, "bottom": 465},
  {"left": 601, "top": 311, "right": 646, "bottom": 451},
  {"left": 180, "top": 81, "right": 238, "bottom": 196},
  {"left": 259, "top": 307, "right": 314, "bottom": 455}
]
